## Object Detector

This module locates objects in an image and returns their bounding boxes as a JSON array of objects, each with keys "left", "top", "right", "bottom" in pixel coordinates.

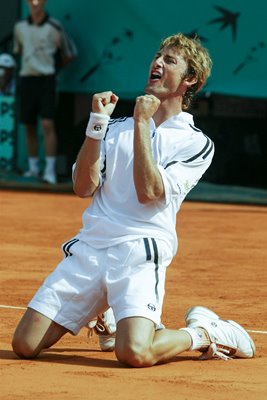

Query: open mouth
[{"left": 150, "top": 71, "right": 162, "bottom": 81}]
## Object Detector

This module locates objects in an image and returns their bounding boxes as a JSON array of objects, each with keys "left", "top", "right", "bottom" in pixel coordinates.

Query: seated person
[{"left": 0, "top": 53, "right": 16, "bottom": 96}]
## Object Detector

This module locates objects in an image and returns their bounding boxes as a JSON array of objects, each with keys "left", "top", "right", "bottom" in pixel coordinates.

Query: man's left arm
[
  {"left": 58, "top": 24, "right": 77, "bottom": 67},
  {"left": 133, "top": 95, "right": 165, "bottom": 204}
]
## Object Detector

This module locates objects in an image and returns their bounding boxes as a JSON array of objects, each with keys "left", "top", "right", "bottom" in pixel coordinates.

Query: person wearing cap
[
  {"left": 0, "top": 53, "right": 16, "bottom": 96},
  {"left": 13, "top": 0, "right": 77, "bottom": 184}
]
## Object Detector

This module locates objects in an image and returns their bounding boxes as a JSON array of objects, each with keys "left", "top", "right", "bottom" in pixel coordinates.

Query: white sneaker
[
  {"left": 87, "top": 309, "right": 116, "bottom": 352},
  {"left": 185, "top": 306, "right": 256, "bottom": 360},
  {"left": 23, "top": 170, "right": 39, "bottom": 178},
  {"left": 42, "top": 170, "right": 57, "bottom": 184}
]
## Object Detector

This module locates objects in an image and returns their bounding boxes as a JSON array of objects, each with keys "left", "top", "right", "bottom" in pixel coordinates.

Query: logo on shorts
[
  {"left": 94, "top": 124, "right": 102, "bottom": 131},
  {"left": 147, "top": 303, "right": 156, "bottom": 312}
]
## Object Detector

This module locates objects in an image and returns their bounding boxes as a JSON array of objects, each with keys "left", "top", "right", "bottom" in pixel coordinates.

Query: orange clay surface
[{"left": 1, "top": 190, "right": 267, "bottom": 400}]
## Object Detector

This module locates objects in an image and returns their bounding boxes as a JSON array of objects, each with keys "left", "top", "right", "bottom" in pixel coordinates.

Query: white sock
[
  {"left": 28, "top": 157, "right": 39, "bottom": 173},
  {"left": 180, "top": 327, "right": 211, "bottom": 351},
  {"left": 44, "top": 156, "right": 56, "bottom": 173}
]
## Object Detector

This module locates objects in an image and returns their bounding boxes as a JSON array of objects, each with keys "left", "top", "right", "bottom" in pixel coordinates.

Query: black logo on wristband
[{"left": 94, "top": 124, "right": 102, "bottom": 131}]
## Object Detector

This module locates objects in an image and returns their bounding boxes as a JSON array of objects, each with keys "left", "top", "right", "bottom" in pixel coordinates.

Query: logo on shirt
[{"left": 184, "top": 179, "right": 192, "bottom": 192}]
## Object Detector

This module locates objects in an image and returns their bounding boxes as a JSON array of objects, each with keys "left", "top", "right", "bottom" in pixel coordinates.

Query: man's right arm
[
  {"left": 73, "top": 91, "right": 119, "bottom": 198},
  {"left": 72, "top": 137, "right": 102, "bottom": 198}
]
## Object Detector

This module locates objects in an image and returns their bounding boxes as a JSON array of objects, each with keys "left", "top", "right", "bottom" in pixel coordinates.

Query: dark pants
[{"left": 18, "top": 75, "right": 56, "bottom": 124}]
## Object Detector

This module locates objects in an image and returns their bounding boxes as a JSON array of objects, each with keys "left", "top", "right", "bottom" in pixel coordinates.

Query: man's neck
[{"left": 153, "top": 97, "right": 183, "bottom": 127}]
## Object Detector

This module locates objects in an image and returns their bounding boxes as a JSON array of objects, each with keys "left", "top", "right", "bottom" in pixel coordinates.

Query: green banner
[
  {"left": 22, "top": 0, "right": 267, "bottom": 98},
  {"left": 0, "top": 96, "right": 15, "bottom": 170}
]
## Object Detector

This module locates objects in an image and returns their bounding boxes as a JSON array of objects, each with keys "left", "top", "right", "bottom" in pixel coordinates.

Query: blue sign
[{"left": 0, "top": 96, "right": 15, "bottom": 170}]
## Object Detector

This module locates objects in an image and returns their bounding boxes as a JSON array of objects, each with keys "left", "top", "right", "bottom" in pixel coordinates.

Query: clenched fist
[
  {"left": 92, "top": 91, "right": 119, "bottom": 116},
  {"left": 134, "top": 94, "right": 161, "bottom": 123}
]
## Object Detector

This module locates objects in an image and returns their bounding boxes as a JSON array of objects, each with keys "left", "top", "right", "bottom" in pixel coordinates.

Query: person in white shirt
[
  {"left": 13, "top": 0, "right": 77, "bottom": 184},
  {"left": 12, "top": 33, "right": 255, "bottom": 365}
]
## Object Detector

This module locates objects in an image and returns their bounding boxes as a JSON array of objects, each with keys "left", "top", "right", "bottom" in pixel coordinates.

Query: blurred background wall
[{"left": 0, "top": 0, "right": 266, "bottom": 190}]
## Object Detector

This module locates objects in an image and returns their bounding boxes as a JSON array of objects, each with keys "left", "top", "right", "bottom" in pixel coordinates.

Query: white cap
[{"left": 0, "top": 53, "right": 16, "bottom": 68}]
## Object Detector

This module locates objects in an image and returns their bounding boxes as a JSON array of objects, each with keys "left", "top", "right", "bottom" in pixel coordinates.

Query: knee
[
  {"left": 115, "top": 341, "right": 153, "bottom": 368},
  {"left": 12, "top": 333, "right": 40, "bottom": 359}
]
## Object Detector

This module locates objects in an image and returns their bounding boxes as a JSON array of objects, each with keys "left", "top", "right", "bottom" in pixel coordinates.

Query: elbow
[
  {"left": 73, "top": 187, "right": 90, "bottom": 198},
  {"left": 137, "top": 192, "right": 151, "bottom": 204},
  {"left": 72, "top": 173, "right": 99, "bottom": 198},
  {"left": 136, "top": 189, "right": 162, "bottom": 204},
  {"left": 134, "top": 174, "right": 164, "bottom": 204},
  {"left": 73, "top": 189, "right": 90, "bottom": 199},
  {"left": 73, "top": 182, "right": 96, "bottom": 198}
]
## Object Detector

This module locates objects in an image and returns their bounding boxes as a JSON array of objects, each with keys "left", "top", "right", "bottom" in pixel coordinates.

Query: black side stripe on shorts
[
  {"left": 151, "top": 238, "right": 159, "bottom": 302},
  {"left": 63, "top": 238, "right": 79, "bottom": 257},
  {"left": 143, "top": 237, "right": 152, "bottom": 261},
  {"left": 143, "top": 238, "right": 159, "bottom": 301}
]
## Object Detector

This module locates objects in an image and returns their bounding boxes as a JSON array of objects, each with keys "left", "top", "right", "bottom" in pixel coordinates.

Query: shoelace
[
  {"left": 87, "top": 319, "right": 97, "bottom": 338},
  {"left": 87, "top": 317, "right": 110, "bottom": 338},
  {"left": 87, "top": 319, "right": 116, "bottom": 351},
  {"left": 199, "top": 342, "right": 232, "bottom": 361},
  {"left": 87, "top": 320, "right": 104, "bottom": 337}
]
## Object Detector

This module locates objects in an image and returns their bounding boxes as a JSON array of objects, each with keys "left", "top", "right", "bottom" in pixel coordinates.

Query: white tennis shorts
[{"left": 28, "top": 237, "right": 173, "bottom": 334}]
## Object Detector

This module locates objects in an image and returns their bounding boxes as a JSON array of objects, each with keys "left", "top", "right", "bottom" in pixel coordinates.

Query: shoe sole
[{"left": 100, "top": 345, "right": 115, "bottom": 352}]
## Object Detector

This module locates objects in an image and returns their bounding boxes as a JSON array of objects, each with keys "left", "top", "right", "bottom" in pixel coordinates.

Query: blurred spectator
[
  {"left": 13, "top": 0, "right": 77, "bottom": 184},
  {"left": 0, "top": 53, "right": 16, "bottom": 96}
]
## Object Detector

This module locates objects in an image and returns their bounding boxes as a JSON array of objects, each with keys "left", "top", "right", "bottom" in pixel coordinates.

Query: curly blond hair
[{"left": 160, "top": 33, "right": 212, "bottom": 110}]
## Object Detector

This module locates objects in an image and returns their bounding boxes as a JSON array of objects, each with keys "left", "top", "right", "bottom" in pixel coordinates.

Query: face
[
  {"left": 145, "top": 46, "right": 189, "bottom": 99},
  {"left": 27, "top": 0, "right": 46, "bottom": 12}
]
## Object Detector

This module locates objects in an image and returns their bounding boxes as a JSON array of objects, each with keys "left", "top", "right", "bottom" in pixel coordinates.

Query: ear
[
  {"left": 183, "top": 74, "right": 198, "bottom": 88},
  {"left": 179, "top": 74, "right": 198, "bottom": 97}
]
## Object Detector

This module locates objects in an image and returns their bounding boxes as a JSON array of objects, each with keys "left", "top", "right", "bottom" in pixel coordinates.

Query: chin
[
  {"left": 145, "top": 85, "right": 157, "bottom": 95},
  {"left": 145, "top": 87, "right": 163, "bottom": 100}
]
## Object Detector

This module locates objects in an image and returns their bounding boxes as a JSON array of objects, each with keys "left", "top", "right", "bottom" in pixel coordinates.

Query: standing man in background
[{"left": 13, "top": 0, "right": 77, "bottom": 184}]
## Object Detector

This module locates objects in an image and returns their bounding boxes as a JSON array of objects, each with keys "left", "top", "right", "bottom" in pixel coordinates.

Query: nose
[
  {"left": 154, "top": 56, "right": 164, "bottom": 66},
  {"left": 150, "top": 58, "right": 163, "bottom": 74}
]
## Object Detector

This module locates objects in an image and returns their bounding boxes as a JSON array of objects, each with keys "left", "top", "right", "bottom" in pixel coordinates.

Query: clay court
[{"left": 1, "top": 189, "right": 267, "bottom": 400}]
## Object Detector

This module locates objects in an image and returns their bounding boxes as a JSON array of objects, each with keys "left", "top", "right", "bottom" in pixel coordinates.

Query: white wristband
[{"left": 85, "top": 112, "right": 110, "bottom": 140}]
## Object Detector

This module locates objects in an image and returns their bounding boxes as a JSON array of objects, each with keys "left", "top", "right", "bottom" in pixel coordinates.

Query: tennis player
[{"left": 12, "top": 33, "right": 255, "bottom": 365}]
